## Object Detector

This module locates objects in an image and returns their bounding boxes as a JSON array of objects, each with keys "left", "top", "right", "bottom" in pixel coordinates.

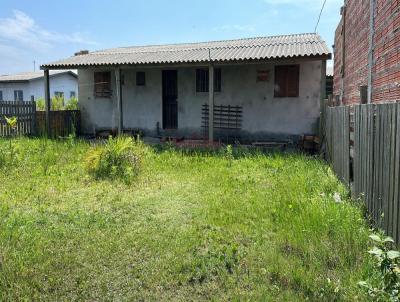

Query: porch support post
[
  {"left": 44, "top": 69, "right": 51, "bottom": 137},
  {"left": 115, "top": 68, "right": 123, "bottom": 135},
  {"left": 208, "top": 63, "right": 214, "bottom": 142}
]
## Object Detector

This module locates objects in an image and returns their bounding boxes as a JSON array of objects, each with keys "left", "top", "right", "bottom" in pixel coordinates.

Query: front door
[{"left": 162, "top": 70, "right": 178, "bottom": 129}]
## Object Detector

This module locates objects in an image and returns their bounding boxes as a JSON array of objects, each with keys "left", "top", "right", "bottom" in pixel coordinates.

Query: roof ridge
[{"left": 93, "top": 33, "right": 320, "bottom": 54}]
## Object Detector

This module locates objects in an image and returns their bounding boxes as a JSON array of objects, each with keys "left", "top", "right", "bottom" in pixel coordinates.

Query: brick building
[{"left": 333, "top": 0, "right": 400, "bottom": 105}]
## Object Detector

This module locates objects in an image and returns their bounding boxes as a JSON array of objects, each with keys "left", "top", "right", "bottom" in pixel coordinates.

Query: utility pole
[{"left": 33, "top": 60, "right": 36, "bottom": 72}]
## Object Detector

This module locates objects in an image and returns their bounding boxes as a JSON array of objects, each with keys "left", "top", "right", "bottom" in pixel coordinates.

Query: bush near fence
[{"left": 323, "top": 100, "right": 400, "bottom": 243}]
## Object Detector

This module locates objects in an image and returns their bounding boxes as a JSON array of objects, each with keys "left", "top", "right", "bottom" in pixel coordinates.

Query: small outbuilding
[{"left": 41, "top": 33, "right": 331, "bottom": 143}]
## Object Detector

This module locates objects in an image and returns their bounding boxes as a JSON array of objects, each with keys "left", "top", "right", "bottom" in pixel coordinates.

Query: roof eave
[{"left": 40, "top": 53, "right": 332, "bottom": 70}]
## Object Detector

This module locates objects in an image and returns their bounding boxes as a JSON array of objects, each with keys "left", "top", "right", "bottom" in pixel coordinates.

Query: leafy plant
[
  {"left": 51, "top": 96, "right": 64, "bottom": 111},
  {"left": 359, "top": 233, "right": 400, "bottom": 301},
  {"left": 84, "top": 136, "right": 143, "bottom": 182},
  {"left": 64, "top": 97, "right": 79, "bottom": 110},
  {"left": 36, "top": 97, "right": 78, "bottom": 111},
  {"left": 5, "top": 116, "right": 18, "bottom": 162},
  {"left": 225, "top": 144, "right": 234, "bottom": 167},
  {"left": 36, "top": 98, "right": 45, "bottom": 111}
]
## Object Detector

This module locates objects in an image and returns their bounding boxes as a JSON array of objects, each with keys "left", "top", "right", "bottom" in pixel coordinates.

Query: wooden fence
[
  {"left": 325, "top": 105, "right": 350, "bottom": 185},
  {"left": 36, "top": 110, "right": 80, "bottom": 138},
  {"left": 324, "top": 102, "right": 400, "bottom": 243},
  {"left": 0, "top": 101, "right": 36, "bottom": 136},
  {"left": 0, "top": 101, "right": 80, "bottom": 138}
]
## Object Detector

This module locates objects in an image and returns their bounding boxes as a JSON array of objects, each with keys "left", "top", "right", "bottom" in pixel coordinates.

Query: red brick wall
[{"left": 333, "top": 0, "right": 400, "bottom": 104}]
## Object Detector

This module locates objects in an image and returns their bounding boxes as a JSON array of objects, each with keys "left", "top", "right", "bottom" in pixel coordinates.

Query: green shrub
[
  {"left": 84, "top": 136, "right": 143, "bottom": 182},
  {"left": 64, "top": 97, "right": 79, "bottom": 110},
  {"left": 51, "top": 96, "right": 64, "bottom": 110},
  {"left": 36, "top": 97, "right": 78, "bottom": 111},
  {"left": 36, "top": 98, "right": 45, "bottom": 111},
  {"left": 359, "top": 233, "right": 400, "bottom": 301}
]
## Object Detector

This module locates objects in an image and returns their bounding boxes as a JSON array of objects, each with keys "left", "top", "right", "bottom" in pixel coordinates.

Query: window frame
[
  {"left": 54, "top": 91, "right": 64, "bottom": 99},
  {"left": 136, "top": 71, "right": 146, "bottom": 86},
  {"left": 196, "top": 68, "right": 221, "bottom": 93},
  {"left": 274, "top": 65, "right": 300, "bottom": 98},
  {"left": 70, "top": 91, "right": 76, "bottom": 99},
  {"left": 94, "top": 71, "right": 112, "bottom": 98},
  {"left": 14, "top": 90, "right": 23, "bottom": 101}
]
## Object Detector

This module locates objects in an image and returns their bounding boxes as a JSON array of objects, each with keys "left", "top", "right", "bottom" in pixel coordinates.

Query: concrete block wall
[{"left": 333, "top": 0, "right": 400, "bottom": 104}]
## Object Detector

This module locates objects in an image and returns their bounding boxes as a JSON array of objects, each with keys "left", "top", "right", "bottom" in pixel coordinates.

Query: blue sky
[{"left": 0, "top": 0, "right": 342, "bottom": 74}]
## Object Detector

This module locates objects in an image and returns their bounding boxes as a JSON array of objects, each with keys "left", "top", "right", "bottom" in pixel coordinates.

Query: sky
[{"left": 0, "top": 0, "right": 343, "bottom": 75}]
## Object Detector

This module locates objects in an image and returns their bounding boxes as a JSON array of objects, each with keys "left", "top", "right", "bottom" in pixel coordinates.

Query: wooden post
[
  {"left": 44, "top": 69, "right": 51, "bottom": 137},
  {"left": 208, "top": 64, "right": 214, "bottom": 142},
  {"left": 115, "top": 68, "right": 123, "bottom": 135}
]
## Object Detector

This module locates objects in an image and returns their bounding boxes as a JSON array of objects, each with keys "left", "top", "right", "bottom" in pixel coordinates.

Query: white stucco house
[
  {"left": 0, "top": 70, "right": 78, "bottom": 102},
  {"left": 41, "top": 33, "right": 331, "bottom": 143}
]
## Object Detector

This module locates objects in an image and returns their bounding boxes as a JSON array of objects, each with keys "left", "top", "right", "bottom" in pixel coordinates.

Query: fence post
[{"left": 44, "top": 69, "right": 51, "bottom": 137}]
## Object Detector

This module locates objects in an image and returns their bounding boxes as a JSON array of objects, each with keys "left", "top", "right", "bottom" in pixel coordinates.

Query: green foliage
[
  {"left": 359, "top": 233, "right": 400, "bottom": 301},
  {"left": 64, "top": 97, "right": 79, "bottom": 110},
  {"left": 36, "top": 98, "right": 45, "bottom": 111},
  {"left": 35, "top": 97, "right": 79, "bottom": 111},
  {"left": 224, "top": 144, "right": 234, "bottom": 166},
  {"left": 84, "top": 136, "right": 143, "bottom": 182},
  {"left": 5, "top": 116, "right": 17, "bottom": 129},
  {"left": 51, "top": 96, "right": 64, "bottom": 110}
]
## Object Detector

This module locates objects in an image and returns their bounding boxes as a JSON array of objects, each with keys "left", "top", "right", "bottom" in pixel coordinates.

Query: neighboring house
[
  {"left": 333, "top": 0, "right": 400, "bottom": 105},
  {"left": 41, "top": 33, "right": 330, "bottom": 142},
  {"left": 0, "top": 70, "right": 78, "bottom": 102}
]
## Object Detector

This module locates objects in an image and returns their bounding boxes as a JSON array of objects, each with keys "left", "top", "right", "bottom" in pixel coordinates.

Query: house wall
[
  {"left": 0, "top": 73, "right": 78, "bottom": 102},
  {"left": 78, "top": 59, "right": 324, "bottom": 142},
  {"left": 333, "top": 0, "right": 400, "bottom": 104}
]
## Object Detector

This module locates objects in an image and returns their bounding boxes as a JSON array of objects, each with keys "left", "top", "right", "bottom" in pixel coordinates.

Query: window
[
  {"left": 70, "top": 91, "right": 76, "bottom": 98},
  {"left": 31, "top": 95, "right": 35, "bottom": 102},
  {"left": 360, "top": 85, "right": 368, "bottom": 104},
  {"left": 0, "top": 91, "right": 2, "bottom": 101},
  {"left": 14, "top": 90, "right": 23, "bottom": 101},
  {"left": 94, "top": 71, "right": 112, "bottom": 97},
  {"left": 274, "top": 65, "right": 300, "bottom": 98},
  {"left": 54, "top": 91, "right": 64, "bottom": 99},
  {"left": 196, "top": 68, "right": 221, "bottom": 92},
  {"left": 136, "top": 72, "right": 146, "bottom": 86}
]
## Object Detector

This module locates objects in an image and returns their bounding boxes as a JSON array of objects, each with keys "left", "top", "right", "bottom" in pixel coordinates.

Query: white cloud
[{"left": 0, "top": 10, "right": 95, "bottom": 51}]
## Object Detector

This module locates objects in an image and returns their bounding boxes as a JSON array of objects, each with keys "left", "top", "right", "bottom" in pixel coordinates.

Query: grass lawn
[{"left": 0, "top": 138, "right": 373, "bottom": 301}]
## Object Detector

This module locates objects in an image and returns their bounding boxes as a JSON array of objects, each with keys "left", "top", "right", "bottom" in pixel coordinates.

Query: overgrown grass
[{"left": 0, "top": 138, "right": 374, "bottom": 301}]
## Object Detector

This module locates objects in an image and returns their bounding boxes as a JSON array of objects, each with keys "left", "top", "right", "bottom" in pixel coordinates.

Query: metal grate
[{"left": 202, "top": 104, "right": 242, "bottom": 130}]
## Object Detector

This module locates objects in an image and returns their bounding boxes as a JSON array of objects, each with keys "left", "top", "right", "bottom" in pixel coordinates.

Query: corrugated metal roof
[
  {"left": 42, "top": 33, "right": 331, "bottom": 69},
  {"left": 0, "top": 70, "right": 77, "bottom": 82}
]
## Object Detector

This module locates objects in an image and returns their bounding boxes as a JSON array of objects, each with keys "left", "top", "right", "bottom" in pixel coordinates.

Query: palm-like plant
[{"left": 5, "top": 116, "right": 17, "bottom": 162}]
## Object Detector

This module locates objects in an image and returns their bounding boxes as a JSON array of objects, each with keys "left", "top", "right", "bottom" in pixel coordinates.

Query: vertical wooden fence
[
  {"left": 36, "top": 110, "right": 80, "bottom": 138},
  {"left": 0, "top": 101, "right": 36, "bottom": 136},
  {"left": 0, "top": 101, "right": 80, "bottom": 138},
  {"left": 324, "top": 102, "right": 400, "bottom": 243},
  {"left": 325, "top": 105, "right": 350, "bottom": 186}
]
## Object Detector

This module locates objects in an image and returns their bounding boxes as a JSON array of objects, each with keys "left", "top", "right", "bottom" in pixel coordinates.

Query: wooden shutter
[
  {"left": 274, "top": 66, "right": 287, "bottom": 97},
  {"left": 94, "top": 72, "right": 103, "bottom": 96},
  {"left": 287, "top": 65, "right": 299, "bottom": 97},
  {"left": 274, "top": 65, "right": 299, "bottom": 97},
  {"left": 94, "top": 72, "right": 111, "bottom": 97}
]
